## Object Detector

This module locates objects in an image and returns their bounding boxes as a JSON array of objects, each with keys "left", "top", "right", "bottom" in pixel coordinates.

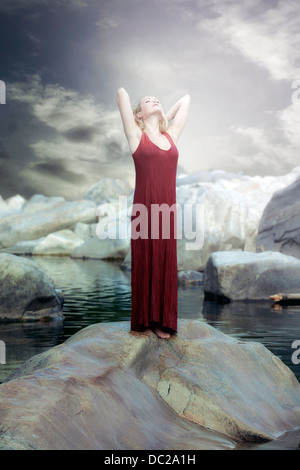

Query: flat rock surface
[
  {"left": 1, "top": 320, "right": 300, "bottom": 450},
  {"left": 203, "top": 251, "right": 300, "bottom": 301}
]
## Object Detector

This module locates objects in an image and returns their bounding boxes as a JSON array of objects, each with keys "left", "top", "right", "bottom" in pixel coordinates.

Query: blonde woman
[{"left": 117, "top": 88, "right": 190, "bottom": 339}]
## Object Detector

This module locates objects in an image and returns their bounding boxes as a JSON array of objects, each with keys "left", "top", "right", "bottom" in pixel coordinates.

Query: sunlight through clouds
[{"left": 201, "top": 0, "right": 300, "bottom": 81}]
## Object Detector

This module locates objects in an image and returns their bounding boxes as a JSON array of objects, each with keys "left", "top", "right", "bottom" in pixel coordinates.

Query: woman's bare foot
[
  {"left": 143, "top": 328, "right": 153, "bottom": 334},
  {"left": 153, "top": 327, "right": 170, "bottom": 339}
]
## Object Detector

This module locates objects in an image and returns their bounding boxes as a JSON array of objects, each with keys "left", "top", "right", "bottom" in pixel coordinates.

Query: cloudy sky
[{"left": 0, "top": 0, "right": 299, "bottom": 200}]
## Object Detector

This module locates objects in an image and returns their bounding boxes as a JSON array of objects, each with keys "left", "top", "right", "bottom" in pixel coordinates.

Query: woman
[{"left": 116, "top": 88, "right": 190, "bottom": 339}]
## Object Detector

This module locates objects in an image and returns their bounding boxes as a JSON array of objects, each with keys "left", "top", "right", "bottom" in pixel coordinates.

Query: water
[{"left": 1, "top": 255, "right": 299, "bottom": 385}]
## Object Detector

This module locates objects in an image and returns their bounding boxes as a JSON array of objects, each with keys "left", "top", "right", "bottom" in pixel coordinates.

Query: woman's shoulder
[{"left": 163, "top": 130, "right": 177, "bottom": 146}]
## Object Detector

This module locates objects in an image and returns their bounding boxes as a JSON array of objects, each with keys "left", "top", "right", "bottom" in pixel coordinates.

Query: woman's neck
[{"left": 143, "top": 115, "right": 161, "bottom": 136}]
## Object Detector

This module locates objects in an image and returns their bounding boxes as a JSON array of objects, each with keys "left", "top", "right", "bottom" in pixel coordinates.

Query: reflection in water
[
  {"left": 202, "top": 300, "right": 300, "bottom": 381},
  {"left": 0, "top": 256, "right": 299, "bottom": 386}
]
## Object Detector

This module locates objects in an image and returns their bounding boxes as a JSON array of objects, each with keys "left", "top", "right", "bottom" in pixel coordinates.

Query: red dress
[{"left": 130, "top": 131, "right": 178, "bottom": 333}]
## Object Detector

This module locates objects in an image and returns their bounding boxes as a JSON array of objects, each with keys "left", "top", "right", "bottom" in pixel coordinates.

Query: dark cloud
[
  {"left": 104, "top": 140, "right": 124, "bottom": 161},
  {"left": 0, "top": 144, "right": 11, "bottom": 160},
  {"left": 32, "top": 159, "right": 85, "bottom": 184},
  {"left": 63, "top": 126, "right": 98, "bottom": 143}
]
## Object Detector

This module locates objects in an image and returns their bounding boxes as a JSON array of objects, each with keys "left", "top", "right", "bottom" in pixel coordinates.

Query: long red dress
[{"left": 130, "top": 131, "right": 178, "bottom": 333}]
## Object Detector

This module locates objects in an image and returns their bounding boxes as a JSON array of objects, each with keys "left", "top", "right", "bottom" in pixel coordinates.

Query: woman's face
[{"left": 139, "top": 96, "right": 163, "bottom": 119}]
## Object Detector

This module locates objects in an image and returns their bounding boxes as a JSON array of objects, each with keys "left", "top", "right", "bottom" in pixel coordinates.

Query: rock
[
  {"left": 32, "top": 229, "right": 84, "bottom": 256},
  {"left": 72, "top": 236, "right": 129, "bottom": 260},
  {"left": 176, "top": 169, "right": 248, "bottom": 186},
  {"left": 73, "top": 222, "right": 97, "bottom": 241},
  {"left": 175, "top": 168, "right": 300, "bottom": 271},
  {"left": 23, "top": 194, "right": 65, "bottom": 213},
  {"left": 176, "top": 184, "right": 248, "bottom": 271},
  {"left": 0, "top": 194, "right": 26, "bottom": 213},
  {"left": 2, "top": 228, "right": 90, "bottom": 257},
  {"left": 72, "top": 204, "right": 130, "bottom": 260},
  {"left": 203, "top": 251, "right": 300, "bottom": 302},
  {"left": 0, "top": 253, "right": 64, "bottom": 321},
  {"left": 256, "top": 178, "right": 300, "bottom": 260},
  {"left": 84, "top": 177, "right": 132, "bottom": 205},
  {"left": 0, "top": 196, "right": 97, "bottom": 249},
  {"left": 1, "top": 238, "right": 46, "bottom": 256},
  {"left": 0, "top": 320, "right": 300, "bottom": 450},
  {"left": 177, "top": 270, "right": 203, "bottom": 286}
]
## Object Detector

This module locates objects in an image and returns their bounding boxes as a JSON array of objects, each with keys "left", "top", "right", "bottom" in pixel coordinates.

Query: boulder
[
  {"left": 0, "top": 253, "right": 64, "bottom": 321},
  {"left": 256, "top": 178, "right": 300, "bottom": 260},
  {"left": 203, "top": 251, "right": 300, "bottom": 302},
  {"left": 176, "top": 184, "right": 248, "bottom": 271},
  {"left": 177, "top": 270, "right": 203, "bottom": 286},
  {"left": 84, "top": 177, "right": 132, "bottom": 205},
  {"left": 2, "top": 228, "right": 90, "bottom": 257},
  {"left": 0, "top": 320, "right": 300, "bottom": 450},
  {"left": 72, "top": 204, "right": 130, "bottom": 260},
  {"left": 0, "top": 196, "right": 97, "bottom": 249},
  {"left": 73, "top": 222, "right": 97, "bottom": 241},
  {"left": 1, "top": 238, "right": 46, "bottom": 256},
  {"left": 0, "top": 194, "right": 26, "bottom": 213},
  {"left": 72, "top": 236, "right": 129, "bottom": 260},
  {"left": 32, "top": 229, "right": 84, "bottom": 256},
  {"left": 175, "top": 167, "right": 300, "bottom": 270},
  {"left": 22, "top": 194, "right": 65, "bottom": 212}
]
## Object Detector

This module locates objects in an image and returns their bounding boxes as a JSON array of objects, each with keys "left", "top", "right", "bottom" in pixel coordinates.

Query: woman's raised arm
[
  {"left": 116, "top": 88, "right": 141, "bottom": 153},
  {"left": 165, "top": 94, "right": 191, "bottom": 144}
]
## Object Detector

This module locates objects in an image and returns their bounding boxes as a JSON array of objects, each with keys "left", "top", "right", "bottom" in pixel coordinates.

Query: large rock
[
  {"left": 84, "top": 177, "right": 132, "bottom": 205},
  {"left": 0, "top": 253, "right": 64, "bottom": 321},
  {"left": 73, "top": 222, "right": 97, "bottom": 241},
  {"left": 176, "top": 184, "right": 248, "bottom": 271},
  {"left": 203, "top": 251, "right": 300, "bottom": 301},
  {"left": 175, "top": 167, "right": 300, "bottom": 271},
  {"left": 72, "top": 203, "right": 130, "bottom": 260},
  {"left": 256, "top": 178, "right": 300, "bottom": 260},
  {"left": 1, "top": 238, "right": 46, "bottom": 256},
  {"left": 0, "top": 195, "right": 97, "bottom": 249},
  {"left": 4, "top": 230, "right": 85, "bottom": 256},
  {"left": 32, "top": 229, "right": 84, "bottom": 256},
  {"left": 0, "top": 194, "right": 26, "bottom": 213},
  {"left": 71, "top": 236, "right": 129, "bottom": 260},
  {"left": 0, "top": 320, "right": 299, "bottom": 450}
]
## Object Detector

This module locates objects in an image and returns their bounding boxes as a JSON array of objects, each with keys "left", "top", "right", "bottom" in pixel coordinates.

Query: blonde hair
[{"left": 133, "top": 98, "right": 169, "bottom": 133}]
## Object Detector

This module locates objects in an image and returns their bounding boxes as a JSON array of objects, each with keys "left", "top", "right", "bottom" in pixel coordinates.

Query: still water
[{"left": 0, "top": 256, "right": 300, "bottom": 385}]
